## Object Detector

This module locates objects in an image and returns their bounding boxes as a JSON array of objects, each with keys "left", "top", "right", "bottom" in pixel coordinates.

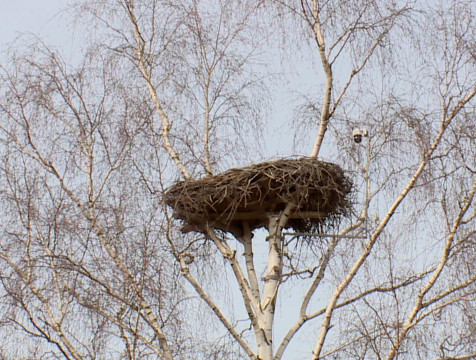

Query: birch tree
[{"left": 0, "top": 0, "right": 475, "bottom": 359}]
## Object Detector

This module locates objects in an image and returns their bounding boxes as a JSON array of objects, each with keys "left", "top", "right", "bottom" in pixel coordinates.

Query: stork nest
[{"left": 164, "top": 158, "right": 352, "bottom": 236}]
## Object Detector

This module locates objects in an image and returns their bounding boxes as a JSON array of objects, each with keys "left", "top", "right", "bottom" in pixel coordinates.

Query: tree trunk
[{"left": 257, "top": 216, "right": 281, "bottom": 359}]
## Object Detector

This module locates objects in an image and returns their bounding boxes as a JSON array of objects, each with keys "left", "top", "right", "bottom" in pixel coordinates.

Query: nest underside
[{"left": 164, "top": 158, "right": 352, "bottom": 235}]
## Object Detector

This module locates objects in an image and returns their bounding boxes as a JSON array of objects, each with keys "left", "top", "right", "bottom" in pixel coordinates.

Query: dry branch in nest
[{"left": 164, "top": 158, "right": 352, "bottom": 236}]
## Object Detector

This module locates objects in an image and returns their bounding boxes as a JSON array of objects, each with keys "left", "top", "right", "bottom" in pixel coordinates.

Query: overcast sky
[{"left": 0, "top": 1, "right": 77, "bottom": 56}]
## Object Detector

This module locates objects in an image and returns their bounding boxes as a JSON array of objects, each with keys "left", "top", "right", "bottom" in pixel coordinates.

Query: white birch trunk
[
  {"left": 257, "top": 216, "right": 280, "bottom": 359},
  {"left": 257, "top": 204, "right": 294, "bottom": 359}
]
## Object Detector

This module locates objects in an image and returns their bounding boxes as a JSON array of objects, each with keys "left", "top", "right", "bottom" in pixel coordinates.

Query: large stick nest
[{"left": 164, "top": 158, "right": 352, "bottom": 235}]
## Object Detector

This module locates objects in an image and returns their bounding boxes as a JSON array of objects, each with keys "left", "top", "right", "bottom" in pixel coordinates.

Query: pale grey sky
[{"left": 1, "top": 1, "right": 63, "bottom": 42}]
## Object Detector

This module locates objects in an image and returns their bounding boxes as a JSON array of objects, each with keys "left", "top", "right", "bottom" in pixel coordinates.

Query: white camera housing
[{"left": 353, "top": 128, "right": 369, "bottom": 143}]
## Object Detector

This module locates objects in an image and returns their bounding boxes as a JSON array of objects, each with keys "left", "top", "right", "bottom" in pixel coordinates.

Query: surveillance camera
[{"left": 353, "top": 128, "right": 368, "bottom": 143}]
